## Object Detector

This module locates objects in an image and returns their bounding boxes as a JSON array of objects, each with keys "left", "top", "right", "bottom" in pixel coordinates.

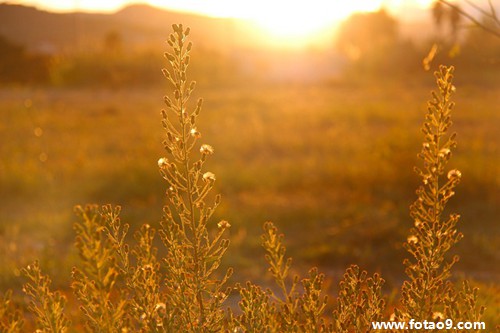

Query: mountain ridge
[{"left": 0, "top": 3, "right": 238, "bottom": 53}]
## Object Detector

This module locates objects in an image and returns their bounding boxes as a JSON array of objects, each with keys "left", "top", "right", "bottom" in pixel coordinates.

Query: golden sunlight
[
  {"left": 246, "top": 0, "right": 436, "bottom": 41},
  {"left": 151, "top": 0, "right": 434, "bottom": 47},
  {"left": 9, "top": 0, "right": 435, "bottom": 45},
  {"left": 151, "top": 0, "right": 398, "bottom": 44},
  {"left": 16, "top": 0, "right": 435, "bottom": 16},
  {"left": 247, "top": 1, "right": 384, "bottom": 40}
]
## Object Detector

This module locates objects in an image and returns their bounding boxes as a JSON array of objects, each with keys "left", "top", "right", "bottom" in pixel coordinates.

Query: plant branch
[{"left": 439, "top": 0, "right": 500, "bottom": 38}]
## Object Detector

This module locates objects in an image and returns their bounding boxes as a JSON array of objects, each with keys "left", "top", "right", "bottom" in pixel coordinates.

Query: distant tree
[
  {"left": 336, "top": 9, "right": 404, "bottom": 73},
  {"left": 450, "top": 5, "right": 462, "bottom": 41},
  {"left": 337, "top": 9, "right": 398, "bottom": 60},
  {"left": 103, "top": 30, "right": 123, "bottom": 55},
  {"left": 432, "top": 1, "right": 446, "bottom": 35},
  {"left": 461, "top": 14, "right": 500, "bottom": 66},
  {"left": 427, "top": 1, "right": 499, "bottom": 68},
  {"left": 0, "top": 35, "right": 49, "bottom": 84}
]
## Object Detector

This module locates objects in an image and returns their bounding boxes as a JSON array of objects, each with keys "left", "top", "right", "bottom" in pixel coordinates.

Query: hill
[
  {"left": 0, "top": 3, "right": 239, "bottom": 53},
  {"left": 1, "top": 2, "right": 447, "bottom": 55}
]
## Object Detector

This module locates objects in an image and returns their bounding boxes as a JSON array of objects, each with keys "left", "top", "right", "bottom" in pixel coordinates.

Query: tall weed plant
[{"left": 0, "top": 24, "right": 488, "bottom": 332}]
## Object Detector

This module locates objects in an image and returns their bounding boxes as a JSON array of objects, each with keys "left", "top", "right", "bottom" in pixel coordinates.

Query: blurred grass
[{"left": 0, "top": 78, "right": 498, "bottom": 295}]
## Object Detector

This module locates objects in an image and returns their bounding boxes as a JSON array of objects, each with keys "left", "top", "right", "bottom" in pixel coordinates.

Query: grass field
[{"left": 0, "top": 76, "right": 498, "bottom": 306}]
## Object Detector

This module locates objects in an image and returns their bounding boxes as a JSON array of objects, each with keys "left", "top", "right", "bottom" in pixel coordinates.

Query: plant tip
[
  {"left": 447, "top": 169, "right": 462, "bottom": 180},
  {"left": 202, "top": 172, "right": 216, "bottom": 182}
]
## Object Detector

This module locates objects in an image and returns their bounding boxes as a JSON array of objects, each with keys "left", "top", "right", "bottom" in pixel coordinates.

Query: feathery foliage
[
  {"left": 158, "top": 24, "right": 232, "bottom": 332},
  {"left": 23, "top": 260, "right": 70, "bottom": 332},
  {"left": 0, "top": 26, "right": 487, "bottom": 332},
  {"left": 72, "top": 205, "right": 129, "bottom": 331},
  {"left": 0, "top": 290, "right": 23, "bottom": 333},
  {"left": 395, "top": 66, "right": 485, "bottom": 330}
]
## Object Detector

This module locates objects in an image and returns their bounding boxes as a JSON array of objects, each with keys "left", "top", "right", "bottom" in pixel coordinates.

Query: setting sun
[
  {"left": 121, "top": 0, "right": 396, "bottom": 47},
  {"left": 224, "top": 0, "right": 434, "bottom": 46},
  {"left": 245, "top": 1, "right": 384, "bottom": 37},
  {"left": 5, "top": 0, "right": 435, "bottom": 48},
  {"left": 9, "top": 1, "right": 434, "bottom": 25}
]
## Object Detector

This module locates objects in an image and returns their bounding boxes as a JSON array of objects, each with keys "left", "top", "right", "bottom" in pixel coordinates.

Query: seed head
[
  {"left": 190, "top": 128, "right": 201, "bottom": 138},
  {"left": 215, "top": 291, "right": 227, "bottom": 299},
  {"left": 155, "top": 303, "right": 166, "bottom": 311},
  {"left": 200, "top": 144, "right": 214, "bottom": 155},
  {"left": 158, "top": 157, "right": 169, "bottom": 169},
  {"left": 432, "top": 311, "right": 444, "bottom": 320},
  {"left": 407, "top": 235, "right": 418, "bottom": 245},
  {"left": 217, "top": 220, "right": 231, "bottom": 229},
  {"left": 438, "top": 148, "right": 451, "bottom": 158},
  {"left": 203, "top": 172, "right": 216, "bottom": 182},
  {"left": 447, "top": 169, "right": 461, "bottom": 181}
]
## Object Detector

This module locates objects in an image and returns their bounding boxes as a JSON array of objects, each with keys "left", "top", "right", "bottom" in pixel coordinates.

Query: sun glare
[
  {"left": 149, "top": 0, "right": 434, "bottom": 47},
  {"left": 248, "top": 0, "right": 432, "bottom": 40},
  {"left": 248, "top": 1, "right": 384, "bottom": 38},
  {"left": 10, "top": 0, "right": 434, "bottom": 45}
]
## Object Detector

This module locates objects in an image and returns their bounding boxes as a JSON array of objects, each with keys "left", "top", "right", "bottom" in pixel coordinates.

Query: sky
[
  {"left": 2, "top": 0, "right": 436, "bottom": 41},
  {"left": 3, "top": 0, "right": 435, "bottom": 16}
]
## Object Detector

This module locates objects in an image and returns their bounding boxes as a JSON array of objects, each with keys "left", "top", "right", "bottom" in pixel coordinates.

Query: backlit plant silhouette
[
  {"left": 395, "top": 66, "right": 485, "bottom": 331},
  {"left": 0, "top": 24, "right": 486, "bottom": 332}
]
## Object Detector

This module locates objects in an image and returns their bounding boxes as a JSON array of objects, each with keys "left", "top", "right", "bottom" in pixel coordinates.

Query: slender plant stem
[{"left": 439, "top": 0, "right": 500, "bottom": 38}]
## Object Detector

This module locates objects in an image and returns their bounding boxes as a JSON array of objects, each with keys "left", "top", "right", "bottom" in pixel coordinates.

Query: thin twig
[
  {"left": 464, "top": 0, "right": 493, "bottom": 18},
  {"left": 488, "top": 0, "right": 498, "bottom": 21},
  {"left": 439, "top": 0, "right": 500, "bottom": 38}
]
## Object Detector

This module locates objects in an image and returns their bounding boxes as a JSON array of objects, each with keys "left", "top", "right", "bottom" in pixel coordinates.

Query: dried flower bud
[
  {"left": 407, "top": 235, "right": 418, "bottom": 244},
  {"left": 217, "top": 220, "right": 231, "bottom": 229},
  {"left": 164, "top": 96, "right": 172, "bottom": 107},
  {"left": 165, "top": 52, "right": 175, "bottom": 62},
  {"left": 190, "top": 128, "right": 201, "bottom": 138},
  {"left": 447, "top": 169, "right": 461, "bottom": 180},
  {"left": 158, "top": 157, "right": 169, "bottom": 169},
  {"left": 215, "top": 291, "right": 226, "bottom": 299},
  {"left": 432, "top": 311, "right": 444, "bottom": 320},
  {"left": 155, "top": 303, "right": 166, "bottom": 311},
  {"left": 438, "top": 148, "right": 451, "bottom": 158},
  {"left": 203, "top": 172, "right": 216, "bottom": 182},
  {"left": 200, "top": 144, "right": 214, "bottom": 155},
  {"left": 141, "top": 264, "right": 153, "bottom": 271}
]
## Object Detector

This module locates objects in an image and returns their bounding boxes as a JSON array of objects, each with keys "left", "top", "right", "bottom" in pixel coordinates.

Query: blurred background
[{"left": 0, "top": 0, "right": 498, "bottom": 321}]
